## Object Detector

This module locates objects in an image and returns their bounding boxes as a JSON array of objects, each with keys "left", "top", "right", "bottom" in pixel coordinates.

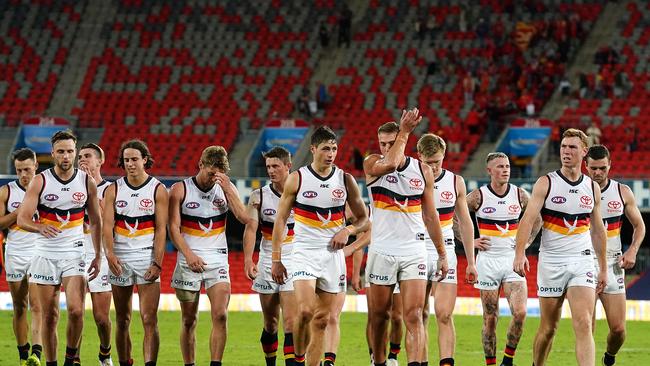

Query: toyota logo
[
  {"left": 607, "top": 201, "right": 622, "bottom": 210},
  {"left": 72, "top": 192, "right": 86, "bottom": 201},
  {"left": 410, "top": 178, "right": 423, "bottom": 187},
  {"left": 441, "top": 191, "right": 453, "bottom": 200},
  {"left": 140, "top": 198, "right": 153, "bottom": 208},
  {"left": 332, "top": 189, "right": 345, "bottom": 198},
  {"left": 580, "top": 195, "right": 593, "bottom": 206},
  {"left": 213, "top": 198, "right": 226, "bottom": 207},
  {"left": 508, "top": 204, "right": 521, "bottom": 213}
]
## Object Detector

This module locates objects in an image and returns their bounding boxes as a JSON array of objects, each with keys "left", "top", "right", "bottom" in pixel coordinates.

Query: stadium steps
[
  {"left": 229, "top": 128, "right": 258, "bottom": 178},
  {"left": 0, "top": 127, "right": 18, "bottom": 174},
  {"left": 542, "top": 0, "right": 628, "bottom": 121},
  {"left": 462, "top": 141, "right": 501, "bottom": 179}
]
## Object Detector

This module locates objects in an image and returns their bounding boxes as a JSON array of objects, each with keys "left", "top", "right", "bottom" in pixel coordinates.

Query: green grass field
[{"left": 1, "top": 311, "right": 649, "bottom": 365}]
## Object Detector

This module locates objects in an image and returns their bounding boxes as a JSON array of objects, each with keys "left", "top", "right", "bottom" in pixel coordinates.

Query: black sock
[
  {"left": 119, "top": 359, "right": 134, "bottom": 366},
  {"left": 46, "top": 362, "right": 58, "bottom": 366},
  {"left": 184, "top": 364, "right": 195, "bottom": 366},
  {"left": 63, "top": 347, "right": 78, "bottom": 366},
  {"left": 375, "top": 362, "right": 387, "bottom": 366},
  {"left": 99, "top": 344, "right": 111, "bottom": 361},
  {"left": 261, "top": 328, "right": 279, "bottom": 366},
  {"left": 407, "top": 362, "right": 420, "bottom": 366},
  {"left": 422, "top": 362, "right": 429, "bottom": 366},
  {"left": 501, "top": 344, "right": 515, "bottom": 366},
  {"left": 284, "top": 333, "right": 295, "bottom": 366},
  {"left": 603, "top": 352, "right": 616, "bottom": 366},
  {"left": 440, "top": 358, "right": 455, "bottom": 366},
  {"left": 18, "top": 343, "right": 30, "bottom": 360},
  {"left": 388, "top": 342, "right": 401, "bottom": 359},
  {"left": 144, "top": 362, "right": 156, "bottom": 366},
  {"left": 32, "top": 344, "right": 43, "bottom": 359},
  {"left": 210, "top": 362, "right": 222, "bottom": 366},
  {"left": 323, "top": 352, "right": 336, "bottom": 365}
]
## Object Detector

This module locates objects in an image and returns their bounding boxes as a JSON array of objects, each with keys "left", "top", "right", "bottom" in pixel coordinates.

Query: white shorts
[
  {"left": 427, "top": 247, "right": 457, "bottom": 283},
  {"left": 292, "top": 247, "right": 346, "bottom": 293},
  {"left": 28, "top": 255, "right": 86, "bottom": 285},
  {"left": 364, "top": 277, "right": 400, "bottom": 293},
  {"left": 5, "top": 253, "right": 34, "bottom": 282},
  {"left": 171, "top": 262, "right": 230, "bottom": 291},
  {"left": 366, "top": 250, "right": 428, "bottom": 286},
  {"left": 537, "top": 258, "right": 595, "bottom": 297},
  {"left": 252, "top": 263, "right": 294, "bottom": 294},
  {"left": 109, "top": 258, "right": 160, "bottom": 286},
  {"left": 475, "top": 252, "right": 526, "bottom": 291},
  {"left": 85, "top": 256, "right": 111, "bottom": 293},
  {"left": 595, "top": 255, "right": 625, "bottom": 295}
]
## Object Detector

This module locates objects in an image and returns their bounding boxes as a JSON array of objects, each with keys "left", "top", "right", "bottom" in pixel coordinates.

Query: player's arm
[
  {"left": 421, "top": 163, "right": 448, "bottom": 279},
  {"left": 519, "top": 187, "right": 542, "bottom": 248},
  {"left": 464, "top": 188, "right": 491, "bottom": 251},
  {"left": 243, "top": 189, "right": 261, "bottom": 280},
  {"left": 17, "top": 174, "right": 60, "bottom": 237},
  {"left": 363, "top": 108, "right": 421, "bottom": 180},
  {"left": 331, "top": 174, "right": 369, "bottom": 250},
  {"left": 85, "top": 176, "right": 103, "bottom": 280},
  {"left": 455, "top": 175, "right": 477, "bottom": 282},
  {"left": 590, "top": 184, "right": 608, "bottom": 293},
  {"left": 513, "top": 176, "right": 548, "bottom": 276},
  {"left": 219, "top": 175, "right": 252, "bottom": 225},
  {"left": 168, "top": 182, "right": 206, "bottom": 273},
  {"left": 0, "top": 185, "right": 17, "bottom": 230},
  {"left": 271, "top": 172, "right": 299, "bottom": 284},
  {"left": 620, "top": 184, "right": 645, "bottom": 269},
  {"left": 102, "top": 183, "right": 122, "bottom": 275},
  {"left": 147, "top": 183, "right": 169, "bottom": 279}
]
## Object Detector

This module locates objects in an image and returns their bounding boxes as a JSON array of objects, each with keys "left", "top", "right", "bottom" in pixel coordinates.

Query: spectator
[
  {"left": 586, "top": 123, "right": 602, "bottom": 146},
  {"left": 476, "top": 17, "right": 489, "bottom": 45},
  {"left": 426, "top": 15, "right": 437, "bottom": 39},
  {"left": 425, "top": 45, "right": 437, "bottom": 81},
  {"left": 319, "top": 23, "right": 330, "bottom": 48},
  {"left": 316, "top": 82, "right": 331, "bottom": 110},
  {"left": 462, "top": 72, "right": 476, "bottom": 102},
  {"left": 352, "top": 148, "right": 364, "bottom": 171},
  {"left": 579, "top": 72, "right": 589, "bottom": 98},
  {"left": 296, "top": 86, "right": 312, "bottom": 117},
  {"left": 337, "top": 5, "right": 352, "bottom": 48},
  {"left": 559, "top": 75, "right": 571, "bottom": 97}
]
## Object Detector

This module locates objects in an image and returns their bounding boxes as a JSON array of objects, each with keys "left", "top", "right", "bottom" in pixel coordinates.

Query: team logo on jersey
[
  {"left": 409, "top": 178, "right": 423, "bottom": 188},
  {"left": 563, "top": 217, "right": 578, "bottom": 233},
  {"left": 213, "top": 198, "right": 226, "bottom": 208},
  {"left": 185, "top": 202, "right": 200, "bottom": 209},
  {"left": 332, "top": 188, "right": 345, "bottom": 199},
  {"left": 580, "top": 195, "right": 593, "bottom": 207},
  {"left": 508, "top": 204, "right": 521, "bottom": 214},
  {"left": 386, "top": 175, "right": 398, "bottom": 183},
  {"left": 263, "top": 208, "right": 276, "bottom": 216},
  {"left": 116, "top": 200, "right": 128, "bottom": 208},
  {"left": 198, "top": 219, "right": 213, "bottom": 233},
  {"left": 339, "top": 274, "right": 346, "bottom": 281},
  {"left": 495, "top": 222, "right": 510, "bottom": 235},
  {"left": 617, "top": 278, "right": 624, "bottom": 284},
  {"left": 607, "top": 201, "right": 622, "bottom": 210},
  {"left": 316, "top": 210, "right": 332, "bottom": 226},
  {"left": 551, "top": 196, "right": 566, "bottom": 204},
  {"left": 124, "top": 219, "right": 139, "bottom": 235},
  {"left": 44, "top": 194, "right": 59, "bottom": 201},
  {"left": 72, "top": 192, "right": 86, "bottom": 203},
  {"left": 302, "top": 191, "right": 318, "bottom": 198},
  {"left": 586, "top": 271, "right": 593, "bottom": 278},
  {"left": 418, "top": 264, "right": 426, "bottom": 270},
  {"left": 218, "top": 268, "right": 227, "bottom": 275},
  {"left": 393, "top": 197, "right": 409, "bottom": 211},
  {"left": 482, "top": 207, "right": 496, "bottom": 214},
  {"left": 440, "top": 191, "right": 454, "bottom": 203},
  {"left": 56, "top": 211, "right": 71, "bottom": 228},
  {"left": 11, "top": 202, "right": 20, "bottom": 209},
  {"left": 140, "top": 199, "right": 153, "bottom": 208}
]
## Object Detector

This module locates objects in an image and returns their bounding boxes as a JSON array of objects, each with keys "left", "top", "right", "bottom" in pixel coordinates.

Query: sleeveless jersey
[
  {"left": 178, "top": 177, "right": 229, "bottom": 265},
  {"left": 368, "top": 157, "right": 427, "bottom": 256},
  {"left": 5, "top": 181, "right": 39, "bottom": 256},
  {"left": 425, "top": 169, "right": 457, "bottom": 251},
  {"left": 113, "top": 176, "right": 161, "bottom": 261},
  {"left": 293, "top": 165, "right": 347, "bottom": 250},
  {"left": 600, "top": 179, "right": 625, "bottom": 256},
  {"left": 475, "top": 184, "right": 522, "bottom": 255},
  {"left": 84, "top": 179, "right": 111, "bottom": 257},
  {"left": 258, "top": 184, "right": 295, "bottom": 266},
  {"left": 540, "top": 170, "right": 594, "bottom": 263},
  {"left": 37, "top": 168, "right": 88, "bottom": 259}
]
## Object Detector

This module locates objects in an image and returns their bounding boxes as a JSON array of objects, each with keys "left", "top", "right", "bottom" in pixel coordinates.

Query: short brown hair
[
  {"left": 263, "top": 146, "right": 291, "bottom": 165},
  {"left": 486, "top": 152, "right": 508, "bottom": 163},
  {"left": 562, "top": 128, "right": 589, "bottom": 147},
  {"left": 200, "top": 145, "right": 230, "bottom": 173},
  {"left": 12, "top": 148, "right": 36, "bottom": 162},
  {"left": 377, "top": 121, "right": 399, "bottom": 135},
  {"left": 311, "top": 126, "right": 337, "bottom": 146},
  {"left": 51, "top": 129, "right": 77, "bottom": 146},
  {"left": 80, "top": 143, "right": 105, "bottom": 162},
  {"left": 118, "top": 139, "right": 154, "bottom": 169},
  {"left": 586, "top": 144, "right": 610, "bottom": 162},
  {"left": 417, "top": 133, "right": 446, "bottom": 157}
]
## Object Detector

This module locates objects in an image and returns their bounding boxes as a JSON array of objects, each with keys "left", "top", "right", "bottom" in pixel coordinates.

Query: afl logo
[
  {"left": 263, "top": 208, "right": 276, "bottom": 215},
  {"left": 441, "top": 191, "right": 453, "bottom": 200},
  {"left": 580, "top": 195, "right": 593, "bottom": 206},
  {"left": 410, "top": 178, "right": 423, "bottom": 187},
  {"left": 617, "top": 278, "right": 624, "bottom": 284},
  {"left": 11, "top": 202, "right": 20, "bottom": 208},
  {"left": 339, "top": 274, "right": 346, "bottom": 281},
  {"left": 586, "top": 271, "right": 593, "bottom": 278},
  {"left": 332, "top": 189, "right": 345, "bottom": 198},
  {"left": 386, "top": 175, "right": 398, "bottom": 183},
  {"left": 551, "top": 196, "right": 566, "bottom": 204},
  {"left": 213, "top": 198, "right": 226, "bottom": 207},
  {"left": 303, "top": 191, "right": 318, "bottom": 198},
  {"left": 44, "top": 194, "right": 59, "bottom": 201},
  {"left": 185, "top": 202, "right": 200, "bottom": 209},
  {"left": 116, "top": 200, "right": 128, "bottom": 208},
  {"left": 218, "top": 268, "right": 227, "bottom": 275},
  {"left": 482, "top": 207, "right": 496, "bottom": 214},
  {"left": 418, "top": 264, "right": 426, "bottom": 270},
  {"left": 608, "top": 201, "right": 622, "bottom": 210},
  {"left": 508, "top": 204, "right": 521, "bottom": 213},
  {"left": 72, "top": 192, "right": 86, "bottom": 201},
  {"left": 140, "top": 198, "right": 153, "bottom": 208}
]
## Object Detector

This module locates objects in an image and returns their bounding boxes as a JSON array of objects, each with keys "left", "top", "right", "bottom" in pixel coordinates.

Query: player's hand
[
  {"left": 186, "top": 252, "right": 207, "bottom": 273},
  {"left": 436, "top": 256, "right": 449, "bottom": 282},
  {"left": 474, "top": 236, "right": 491, "bottom": 251},
  {"left": 399, "top": 108, "right": 422, "bottom": 134},
  {"left": 87, "top": 256, "right": 101, "bottom": 281},
  {"left": 38, "top": 223, "right": 61, "bottom": 238},
  {"left": 144, "top": 263, "right": 161, "bottom": 282},
  {"left": 244, "top": 259, "right": 258, "bottom": 280},
  {"left": 620, "top": 248, "right": 638, "bottom": 269},
  {"left": 465, "top": 263, "right": 478, "bottom": 284},
  {"left": 351, "top": 271, "right": 362, "bottom": 292},
  {"left": 214, "top": 172, "right": 233, "bottom": 192},
  {"left": 330, "top": 227, "right": 350, "bottom": 250},
  {"left": 513, "top": 253, "right": 529, "bottom": 277},
  {"left": 107, "top": 254, "right": 123, "bottom": 277},
  {"left": 271, "top": 261, "right": 287, "bottom": 285},
  {"left": 342, "top": 244, "right": 356, "bottom": 257},
  {"left": 596, "top": 269, "right": 607, "bottom": 294},
  {"left": 79, "top": 162, "right": 91, "bottom": 176}
]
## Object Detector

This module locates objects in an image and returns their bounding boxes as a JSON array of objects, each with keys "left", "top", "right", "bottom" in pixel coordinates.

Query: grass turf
[{"left": 0, "top": 310, "right": 649, "bottom": 365}]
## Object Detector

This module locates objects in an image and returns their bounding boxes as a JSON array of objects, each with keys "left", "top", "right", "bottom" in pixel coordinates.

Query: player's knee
[
  {"left": 12, "top": 298, "right": 28, "bottom": 316},
  {"left": 141, "top": 311, "right": 158, "bottom": 329},
  {"left": 263, "top": 316, "right": 279, "bottom": 333},
  {"left": 43, "top": 307, "right": 59, "bottom": 325},
  {"left": 512, "top": 307, "right": 526, "bottom": 324},
  {"left": 436, "top": 309, "right": 453, "bottom": 325},
  {"left": 312, "top": 312, "right": 329, "bottom": 331},
  {"left": 211, "top": 309, "right": 228, "bottom": 325},
  {"left": 404, "top": 306, "right": 424, "bottom": 326},
  {"left": 93, "top": 311, "right": 111, "bottom": 330},
  {"left": 116, "top": 311, "right": 131, "bottom": 327},
  {"left": 182, "top": 314, "right": 197, "bottom": 330},
  {"left": 421, "top": 306, "right": 430, "bottom": 322},
  {"left": 539, "top": 323, "right": 558, "bottom": 338},
  {"left": 483, "top": 313, "right": 498, "bottom": 330},
  {"left": 67, "top": 305, "right": 84, "bottom": 322},
  {"left": 610, "top": 323, "right": 626, "bottom": 340},
  {"left": 572, "top": 315, "right": 593, "bottom": 334},
  {"left": 298, "top": 306, "right": 315, "bottom": 324}
]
